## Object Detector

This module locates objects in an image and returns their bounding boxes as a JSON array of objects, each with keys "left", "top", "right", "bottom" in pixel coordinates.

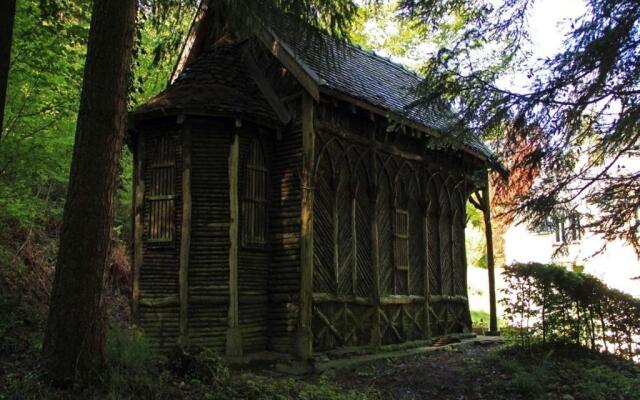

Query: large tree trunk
[
  {"left": 0, "top": 0, "right": 17, "bottom": 132},
  {"left": 42, "top": 0, "right": 136, "bottom": 386}
]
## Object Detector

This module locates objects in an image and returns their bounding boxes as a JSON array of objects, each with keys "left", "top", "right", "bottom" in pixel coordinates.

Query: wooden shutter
[
  {"left": 147, "top": 136, "right": 176, "bottom": 244},
  {"left": 242, "top": 139, "right": 269, "bottom": 246}
]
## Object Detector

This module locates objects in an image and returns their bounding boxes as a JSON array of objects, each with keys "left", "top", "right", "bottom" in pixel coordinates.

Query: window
[
  {"left": 242, "top": 139, "right": 269, "bottom": 246},
  {"left": 533, "top": 209, "right": 583, "bottom": 244},
  {"left": 394, "top": 209, "right": 410, "bottom": 271},
  {"left": 548, "top": 210, "right": 582, "bottom": 244},
  {"left": 147, "top": 136, "right": 176, "bottom": 243},
  {"left": 393, "top": 182, "right": 411, "bottom": 295}
]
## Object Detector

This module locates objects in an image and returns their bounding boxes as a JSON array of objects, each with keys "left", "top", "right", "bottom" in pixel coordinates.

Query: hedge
[{"left": 501, "top": 262, "right": 640, "bottom": 360}]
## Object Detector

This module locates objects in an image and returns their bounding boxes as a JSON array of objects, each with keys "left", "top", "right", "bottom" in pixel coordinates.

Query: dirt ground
[{"left": 328, "top": 341, "right": 522, "bottom": 400}]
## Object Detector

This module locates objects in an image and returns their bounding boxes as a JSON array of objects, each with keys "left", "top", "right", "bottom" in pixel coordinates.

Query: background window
[
  {"left": 394, "top": 209, "right": 410, "bottom": 271},
  {"left": 147, "top": 136, "right": 176, "bottom": 243},
  {"left": 242, "top": 139, "right": 268, "bottom": 246}
]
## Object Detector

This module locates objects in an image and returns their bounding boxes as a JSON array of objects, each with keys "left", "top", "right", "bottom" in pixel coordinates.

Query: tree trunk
[
  {"left": 0, "top": 0, "right": 17, "bottom": 132},
  {"left": 42, "top": 0, "right": 136, "bottom": 386}
]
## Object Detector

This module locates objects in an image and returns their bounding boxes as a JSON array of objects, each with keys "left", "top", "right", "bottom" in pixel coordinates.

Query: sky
[
  {"left": 358, "top": 0, "right": 588, "bottom": 92},
  {"left": 528, "top": 0, "right": 586, "bottom": 59}
]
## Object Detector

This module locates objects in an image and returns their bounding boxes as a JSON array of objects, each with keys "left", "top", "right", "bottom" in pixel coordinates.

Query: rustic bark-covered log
[
  {"left": 226, "top": 127, "right": 242, "bottom": 357},
  {"left": 297, "top": 93, "right": 315, "bottom": 359},
  {"left": 132, "top": 134, "right": 145, "bottom": 321},
  {"left": 179, "top": 125, "right": 192, "bottom": 345}
]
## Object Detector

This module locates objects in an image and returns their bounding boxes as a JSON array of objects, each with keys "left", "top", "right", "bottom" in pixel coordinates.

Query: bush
[{"left": 501, "top": 262, "right": 640, "bottom": 360}]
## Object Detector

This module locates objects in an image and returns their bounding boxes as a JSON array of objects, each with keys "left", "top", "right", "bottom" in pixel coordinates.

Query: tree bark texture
[
  {"left": 0, "top": 0, "right": 17, "bottom": 132},
  {"left": 42, "top": 0, "right": 137, "bottom": 386}
]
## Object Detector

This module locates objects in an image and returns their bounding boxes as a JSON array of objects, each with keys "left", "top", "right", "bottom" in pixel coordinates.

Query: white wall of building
[{"left": 504, "top": 224, "right": 640, "bottom": 297}]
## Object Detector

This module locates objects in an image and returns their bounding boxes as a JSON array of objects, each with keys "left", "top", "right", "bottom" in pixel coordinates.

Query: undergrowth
[{"left": 491, "top": 343, "right": 640, "bottom": 400}]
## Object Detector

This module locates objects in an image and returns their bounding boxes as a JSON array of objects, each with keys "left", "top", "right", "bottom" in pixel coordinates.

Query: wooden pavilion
[{"left": 129, "top": 5, "right": 503, "bottom": 360}]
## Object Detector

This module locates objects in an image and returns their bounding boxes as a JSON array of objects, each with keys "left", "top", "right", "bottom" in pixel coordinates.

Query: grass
[
  {"left": 491, "top": 343, "right": 640, "bottom": 400},
  {"left": 470, "top": 309, "right": 506, "bottom": 332}
]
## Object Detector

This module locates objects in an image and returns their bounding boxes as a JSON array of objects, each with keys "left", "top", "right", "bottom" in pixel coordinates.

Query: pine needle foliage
[{"left": 395, "top": 0, "right": 640, "bottom": 255}]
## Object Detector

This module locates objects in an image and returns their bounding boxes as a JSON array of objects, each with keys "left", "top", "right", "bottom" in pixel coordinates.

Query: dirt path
[{"left": 328, "top": 341, "right": 515, "bottom": 400}]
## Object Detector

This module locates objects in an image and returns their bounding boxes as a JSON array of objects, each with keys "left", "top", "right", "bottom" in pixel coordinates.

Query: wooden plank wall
[
  {"left": 237, "top": 128, "right": 271, "bottom": 353},
  {"left": 267, "top": 110, "right": 302, "bottom": 353},
  {"left": 136, "top": 120, "right": 183, "bottom": 351},
  {"left": 187, "top": 118, "right": 232, "bottom": 351}
]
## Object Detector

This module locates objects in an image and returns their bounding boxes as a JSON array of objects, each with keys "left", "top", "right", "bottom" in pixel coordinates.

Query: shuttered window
[
  {"left": 242, "top": 139, "right": 268, "bottom": 246},
  {"left": 147, "top": 136, "right": 176, "bottom": 243},
  {"left": 394, "top": 209, "right": 410, "bottom": 271}
]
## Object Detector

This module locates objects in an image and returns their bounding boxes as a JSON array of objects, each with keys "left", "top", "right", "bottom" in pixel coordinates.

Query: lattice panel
[
  {"left": 379, "top": 304, "right": 426, "bottom": 345},
  {"left": 377, "top": 167, "right": 394, "bottom": 296},
  {"left": 427, "top": 181, "right": 442, "bottom": 294},
  {"left": 452, "top": 185, "right": 467, "bottom": 297},
  {"left": 409, "top": 197, "right": 424, "bottom": 295},
  {"left": 429, "top": 301, "right": 470, "bottom": 335},
  {"left": 355, "top": 183, "right": 373, "bottom": 297},
  {"left": 312, "top": 303, "right": 374, "bottom": 351},
  {"left": 439, "top": 179, "right": 453, "bottom": 296},
  {"left": 337, "top": 169, "right": 354, "bottom": 295},
  {"left": 314, "top": 154, "right": 335, "bottom": 293}
]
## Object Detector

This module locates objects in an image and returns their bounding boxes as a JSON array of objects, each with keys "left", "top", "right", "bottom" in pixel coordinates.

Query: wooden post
[
  {"left": 179, "top": 125, "right": 192, "bottom": 346},
  {"left": 226, "top": 123, "right": 243, "bottom": 357},
  {"left": 423, "top": 200, "right": 431, "bottom": 340},
  {"left": 482, "top": 185, "right": 499, "bottom": 335},
  {"left": 132, "top": 133, "right": 145, "bottom": 322},
  {"left": 297, "top": 93, "right": 315, "bottom": 360},
  {"left": 369, "top": 132, "right": 381, "bottom": 347},
  {"left": 351, "top": 197, "right": 358, "bottom": 295}
]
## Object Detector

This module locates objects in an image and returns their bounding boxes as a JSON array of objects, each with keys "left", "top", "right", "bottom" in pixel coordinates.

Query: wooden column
[
  {"left": 132, "top": 133, "right": 145, "bottom": 322},
  {"left": 482, "top": 185, "right": 499, "bottom": 335},
  {"left": 297, "top": 93, "right": 315, "bottom": 360},
  {"left": 226, "top": 123, "right": 243, "bottom": 357},
  {"left": 369, "top": 133, "right": 381, "bottom": 347},
  {"left": 179, "top": 124, "right": 192, "bottom": 346},
  {"left": 469, "top": 178, "right": 499, "bottom": 336},
  {"left": 422, "top": 199, "right": 431, "bottom": 340},
  {"left": 351, "top": 197, "right": 358, "bottom": 294}
]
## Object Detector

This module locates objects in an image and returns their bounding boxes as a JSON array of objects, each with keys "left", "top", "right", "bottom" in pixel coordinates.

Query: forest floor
[
  {"left": 326, "top": 339, "right": 640, "bottom": 400},
  {"left": 1, "top": 232, "right": 639, "bottom": 399}
]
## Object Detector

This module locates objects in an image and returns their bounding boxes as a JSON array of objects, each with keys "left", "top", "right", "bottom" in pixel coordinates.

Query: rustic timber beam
[
  {"left": 226, "top": 121, "right": 243, "bottom": 357},
  {"left": 351, "top": 197, "right": 358, "bottom": 296},
  {"left": 243, "top": 48, "right": 292, "bottom": 124},
  {"left": 139, "top": 295, "right": 179, "bottom": 308},
  {"left": 380, "top": 295, "right": 427, "bottom": 305},
  {"left": 297, "top": 93, "right": 315, "bottom": 360},
  {"left": 132, "top": 133, "right": 145, "bottom": 322},
  {"left": 312, "top": 293, "right": 373, "bottom": 306},
  {"left": 422, "top": 197, "right": 431, "bottom": 339},
  {"left": 370, "top": 129, "right": 382, "bottom": 347},
  {"left": 316, "top": 121, "right": 423, "bottom": 162},
  {"left": 254, "top": 27, "right": 321, "bottom": 101},
  {"left": 469, "top": 175, "right": 498, "bottom": 335},
  {"left": 319, "top": 88, "right": 491, "bottom": 163},
  {"left": 482, "top": 185, "right": 498, "bottom": 335},
  {"left": 179, "top": 123, "right": 192, "bottom": 346},
  {"left": 169, "top": 0, "right": 209, "bottom": 84},
  {"left": 429, "top": 294, "right": 468, "bottom": 304}
]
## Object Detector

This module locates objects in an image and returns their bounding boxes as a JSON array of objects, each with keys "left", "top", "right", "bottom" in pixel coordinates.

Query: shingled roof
[
  {"left": 133, "top": 43, "right": 279, "bottom": 124},
  {"left": 266, "top": 22, "right": 497, "bottom": 161},
  {"left": 135, "top": 10, "right": 501, "bottom": 167}
]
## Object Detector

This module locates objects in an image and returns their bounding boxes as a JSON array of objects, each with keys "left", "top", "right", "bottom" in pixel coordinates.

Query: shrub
[{"left": 501, "top": 262, "right": 640, "bottom": 361}]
